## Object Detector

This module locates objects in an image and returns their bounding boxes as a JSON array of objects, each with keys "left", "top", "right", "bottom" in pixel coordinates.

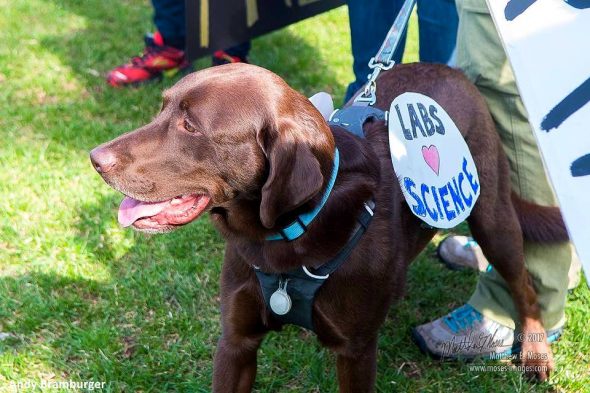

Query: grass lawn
[{"left": 1, "top": 0, "right": 589, "bottom": 391}]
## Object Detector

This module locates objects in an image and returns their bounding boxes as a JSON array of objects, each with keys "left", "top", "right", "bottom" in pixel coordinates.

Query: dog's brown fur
[{"left": 91, "top": 63, "right": 566, "bottom": 391}]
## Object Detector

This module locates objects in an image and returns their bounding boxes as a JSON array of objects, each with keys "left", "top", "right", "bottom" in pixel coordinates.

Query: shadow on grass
[
  {"left": 1, "top": 193, "right": 227, "bottom": 390},
  {"left": 1, "top": 193, "right": 561, "bottom": 391}
]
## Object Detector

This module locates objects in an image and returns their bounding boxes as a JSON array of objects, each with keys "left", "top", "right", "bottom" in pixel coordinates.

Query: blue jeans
[
  {"left": 345, "top": 0, "right": 458, "bottom": 102},
  {"left": 151, "top": 0, "right": 250, "bottom": 57}
]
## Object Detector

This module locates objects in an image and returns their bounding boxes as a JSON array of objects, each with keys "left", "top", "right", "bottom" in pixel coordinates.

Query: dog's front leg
[
  {"left": 213, "top": 245, "right": 270, "bottom": 392},
  {"left": 336, "top": 336, "right": 378, "bottom": 393},
  {"left": 213, "top": 332, "right": 264, "bottom": 393}
]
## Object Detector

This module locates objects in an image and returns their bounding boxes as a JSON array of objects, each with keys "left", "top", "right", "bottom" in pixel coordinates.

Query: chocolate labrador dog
[{"left": 90, "top": 63, "right": 567, "bottom": 391}]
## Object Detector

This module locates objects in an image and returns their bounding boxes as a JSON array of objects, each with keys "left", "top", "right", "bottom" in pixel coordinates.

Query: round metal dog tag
[{"left": 270, "top": 288, "right": 291, "bottom": 315}]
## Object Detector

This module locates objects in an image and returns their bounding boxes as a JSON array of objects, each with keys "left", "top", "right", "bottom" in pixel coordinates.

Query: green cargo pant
[{"left": 456, "top": 0, "right": 572, "bottom": 331}]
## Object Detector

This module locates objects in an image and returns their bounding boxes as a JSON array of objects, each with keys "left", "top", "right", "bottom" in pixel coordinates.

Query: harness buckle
[{"left": 356, "top": 81, "right": 377, "bottom": 106}]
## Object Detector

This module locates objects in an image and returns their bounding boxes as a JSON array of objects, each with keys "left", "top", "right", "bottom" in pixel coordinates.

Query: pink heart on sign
[{"left": 422, "top": 145, "right": 440, "bottom": 175}]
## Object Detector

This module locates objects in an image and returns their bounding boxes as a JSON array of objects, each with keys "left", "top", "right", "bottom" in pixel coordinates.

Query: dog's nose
[{"left": 90, "top": 146, "right": 117, "bottom": 174}]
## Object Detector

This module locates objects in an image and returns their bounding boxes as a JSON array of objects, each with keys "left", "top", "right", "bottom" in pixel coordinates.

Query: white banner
[{"left": 487, "top": 0, "right": 590, "bottom": 283}]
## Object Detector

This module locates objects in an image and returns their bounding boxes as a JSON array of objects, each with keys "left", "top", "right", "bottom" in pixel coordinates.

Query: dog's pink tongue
[{"left": 118, "top": 197, "right": 170, "bottom": 227}]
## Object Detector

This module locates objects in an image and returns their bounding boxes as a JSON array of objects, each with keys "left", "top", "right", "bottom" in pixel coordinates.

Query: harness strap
[
  {"left": 306, "top": 200, "right": 375, "bottom": 278},
  {"left": 329, "top": 106, "right": 388, "bottom": 138},
  {"left": 254, "top": 199, "right": 375, "bottom": 331}
]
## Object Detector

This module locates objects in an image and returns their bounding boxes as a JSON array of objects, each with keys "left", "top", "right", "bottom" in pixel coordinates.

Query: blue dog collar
[{"left": 266, "top": 148, "right": 340, "bottom": 241}]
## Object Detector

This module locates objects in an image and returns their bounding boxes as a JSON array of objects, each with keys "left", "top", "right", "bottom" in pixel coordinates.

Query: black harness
[
  {"left": 254, "top": 200, "right": 375, "bottom": 330},
  {"left": 253, "top": 0, "right": 418, "bottom": 332},
  {"left": 329, "top": 106, "right": 388, "bottom": 138},
  {"left": 253, "top": 106, "right": 385, "bottom": 331}
]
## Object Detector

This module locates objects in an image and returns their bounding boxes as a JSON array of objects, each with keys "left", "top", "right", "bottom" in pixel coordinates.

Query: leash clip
[
  {"left": 353, "top": 0, "right": 416, "bottom": 106},
  {"left": 368, "top": 57, "right": 395, "bottom": 71},
  {"left": 354, "top": 57, "right": 396, "bottom": 106}
]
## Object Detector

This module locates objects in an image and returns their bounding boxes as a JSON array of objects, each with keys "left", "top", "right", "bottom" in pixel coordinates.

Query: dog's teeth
[{"left": 170, "top": 198, "right": 183, "bottom": 205}]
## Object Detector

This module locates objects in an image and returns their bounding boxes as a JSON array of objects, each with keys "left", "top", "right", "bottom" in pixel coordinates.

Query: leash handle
[{"left": 354, "top": 0, "right": 417, "bottom": 106}]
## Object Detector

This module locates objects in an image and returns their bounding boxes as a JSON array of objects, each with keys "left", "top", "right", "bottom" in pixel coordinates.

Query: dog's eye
[{"left": 184, "top": 118, "right": 197, "bottom": 133}]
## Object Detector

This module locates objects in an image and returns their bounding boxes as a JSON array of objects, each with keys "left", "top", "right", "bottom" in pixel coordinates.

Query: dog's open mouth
[{"left": 118, "top": 193, "right": 211, "bottom": 230}]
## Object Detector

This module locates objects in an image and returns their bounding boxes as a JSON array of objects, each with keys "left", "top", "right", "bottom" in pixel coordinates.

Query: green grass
[{"left": 0, "top": 0, "right": 588, "bottom": 391}]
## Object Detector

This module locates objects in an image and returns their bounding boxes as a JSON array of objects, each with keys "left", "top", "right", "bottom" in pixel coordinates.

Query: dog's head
[{"left": 90, "top": 63, "right": 335, "bottom": 234}]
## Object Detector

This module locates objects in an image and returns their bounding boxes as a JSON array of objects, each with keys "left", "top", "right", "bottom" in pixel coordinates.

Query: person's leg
[
  {"left": 466, "top": 89, "right": 571, "bottom": 331},
  {"left": 152, "top": 0, "right": 252, "bottom": 61},
  {"left": 152, "top": 0, "right": 186, "bottom": 49},
  {"left": 416, "top": 0, "right": 458, "bottom": 64},
  {"left": 108, "top": 0, "right": 250, "bottom": 86},
  {"left": 454, "top": 0, "right": 571, "bottom": 332},
  {"left": 412, "top": 0, "right": 572, "bottom": 359},
  {"left": 213, "top": 42, "right": 252, "bottom": 65},
  {"left": 107, "top": 0, "right": 188, "bottom": 86},
  {"left": 345, "top": 0, "right": 406, "bottom": 102},
  {"left": 437, "top": 235, "right": 581, "bottom": 290},
  {"left": 225, "top": 42, "right": 251, "bottom": 59},
  {"left": 568, "top": 247, "right": 582, "bottom": 290}
]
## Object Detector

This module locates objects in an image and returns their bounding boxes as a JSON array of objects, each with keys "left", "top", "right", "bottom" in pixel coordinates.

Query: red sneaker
[
  {"left": 212, "top": 50, "right": 248, "bottom": 66},
  {"left": 107, "top": 32, "right": 190, "bottom": 87}
]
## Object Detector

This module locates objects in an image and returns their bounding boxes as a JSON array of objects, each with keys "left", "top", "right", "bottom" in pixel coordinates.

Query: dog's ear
[{"left": 258, "top": 118, "right": 326, "bottom": 229}]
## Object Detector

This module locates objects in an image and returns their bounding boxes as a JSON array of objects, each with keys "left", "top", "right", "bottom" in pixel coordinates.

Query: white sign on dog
[
  {"left": 487, "top": 0, "right": 590, "bottom": 282},
  {"left": 388, "top": 92, "right": 480, "bottom": 229}
]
